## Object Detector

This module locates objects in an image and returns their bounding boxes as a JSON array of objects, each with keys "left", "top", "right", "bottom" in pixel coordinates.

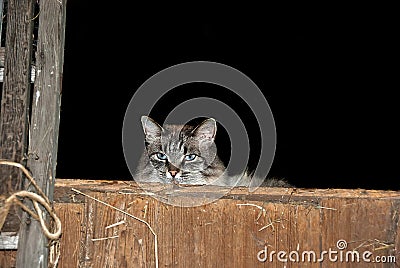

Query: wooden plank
[
  {"left": 0, "top": 250, "right": 16, "bottom": 268},
  {"left": 4, "top": 180, "right": 399, "bottom": 266},
  {"left": 320, "top": 198, "right": 396, "bottom": 268},
  {"left": 394, "top": 200, "right": 400, "bottom": 268},
  {"left": 49, "top": 180, "right": 399, "bottom": 267},
  {"left": 4, "top": 180, "right": 397, "bottom": 267},
  {"left": 16, "top": 0, "right": 67, "bottom": 267},
  {"left": 0, "top": 0, "right": 35, "bottom": 232},
  {"left": 84, "top": 192, "right": 151, "bottom": 268},
  {"left": 0, "top": 47, "right": 36, "bottom": 81},
  {"left": 53, "top": 179, "right": 400, "bottom": 200},
  {"left": 54, "top": 203, "right": 84, "bottom": 268},
  {"left": 0, "top": 0, "right": 3, "bottom": 43}
]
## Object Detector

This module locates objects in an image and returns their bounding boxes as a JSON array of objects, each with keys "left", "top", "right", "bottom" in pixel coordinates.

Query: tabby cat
[{"left": 134, "top": 116, "right": 290, "bottom": 187}]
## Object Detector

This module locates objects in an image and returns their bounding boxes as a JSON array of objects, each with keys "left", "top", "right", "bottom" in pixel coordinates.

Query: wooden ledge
[
  {"left": 54, "top": 178, "right": 400, "bottom": 203},
  {"left": 2, "top": 179, "right": 399, "bottom": 267}
]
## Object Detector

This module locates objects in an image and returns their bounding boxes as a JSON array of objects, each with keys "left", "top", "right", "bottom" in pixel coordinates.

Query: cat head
[{"left": 140, "top": 116, "right": 225, "bottom": 184}]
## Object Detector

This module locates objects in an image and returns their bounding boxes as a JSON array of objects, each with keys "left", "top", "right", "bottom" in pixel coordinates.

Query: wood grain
[
  {"left": 0, "top": 250, "right": 16, "bottom": 268},
  {"left": 16, "top": 0, "right": 67, "bottom": 267},
  {"left": 48, "top": 180, "right": 400, "bottom": 267},
  {"left": 0, "top": 0, "right": 35, "bottom": 232},
  {"left": 55, "top": 203, "right": 84, "bottom": 268}
]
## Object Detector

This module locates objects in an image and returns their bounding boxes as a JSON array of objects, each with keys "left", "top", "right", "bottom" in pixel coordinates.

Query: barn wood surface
[
  {"left": 0, "top": 0, "right": 36, "bottom": 232},
  {"left": 15, "top": 0, "right": 67, "bottom": 267},
  {"left": 51, "top": 179, "right": 400, "bottom": 268}
]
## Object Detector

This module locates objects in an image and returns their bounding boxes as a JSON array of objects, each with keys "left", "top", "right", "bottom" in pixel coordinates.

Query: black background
[{"left": 55, "top": 3, "right": 398, "bottom": 189}]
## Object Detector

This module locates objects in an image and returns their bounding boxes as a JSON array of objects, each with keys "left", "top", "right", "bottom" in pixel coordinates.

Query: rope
[{"left": 0, "top": 160, "right": 62, "bottom": 241}]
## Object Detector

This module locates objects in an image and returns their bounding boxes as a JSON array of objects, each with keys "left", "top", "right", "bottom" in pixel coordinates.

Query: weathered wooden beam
[
  {"left": 52, "top": 180, "right": 400, "bottom": 268},
  {"left": 2, "top": 179, "right": 400, "bottom": 267},
  {"left": 0, "top": 1, "right": 3, "bottom": 49},
  {"left": 0, "top": 47, "right": 36, "bottom": 82},
  {"left": 16, "top": 0, "right": 67, "bottom": 267},
  {"left": 0, "top": 249, "right": 16, "bottom": 268},
  {"left": 0, "top": 0, "right": 35, "bottom": 232}
]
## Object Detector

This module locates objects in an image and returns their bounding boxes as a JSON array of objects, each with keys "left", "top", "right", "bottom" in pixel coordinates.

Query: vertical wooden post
[
  {"left": 0, "top": 0, "right": 35, "bottom": 231},
  {"left": 0, "top": 0, "right": 4, "bottom": 47},
  {"left": 16, "top": 0, "right": 67, "bottom": 267}
]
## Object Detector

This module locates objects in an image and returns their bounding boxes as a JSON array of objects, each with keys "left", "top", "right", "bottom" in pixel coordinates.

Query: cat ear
[
  {"left": 141, "top": 116, "right": 163, "bottom": 141},
  {"left": 191, "top": 118, "right": 217, "bottom": 142}
]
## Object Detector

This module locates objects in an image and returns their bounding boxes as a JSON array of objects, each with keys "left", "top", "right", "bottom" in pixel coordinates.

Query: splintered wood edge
[{"left": 54, "top": 179, "right": 400, "bottom": 204}]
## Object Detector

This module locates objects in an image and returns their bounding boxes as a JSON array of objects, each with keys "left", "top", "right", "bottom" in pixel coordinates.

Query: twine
[{"left": 0, "top": 160, "right": 62, "bottom": 240}]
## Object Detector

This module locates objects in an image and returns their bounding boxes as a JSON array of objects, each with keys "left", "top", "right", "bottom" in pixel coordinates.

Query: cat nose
[{"left": 169, "top": 170, "right": 178, "bottom": 177}]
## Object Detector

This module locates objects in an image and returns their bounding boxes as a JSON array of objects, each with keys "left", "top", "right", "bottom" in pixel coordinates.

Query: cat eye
[
  {"left": 184, "top": 154, "right": 197, "bottom": 161},
  {"left": 156, "top": 153, "right": 167, "bottom": 160}
]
